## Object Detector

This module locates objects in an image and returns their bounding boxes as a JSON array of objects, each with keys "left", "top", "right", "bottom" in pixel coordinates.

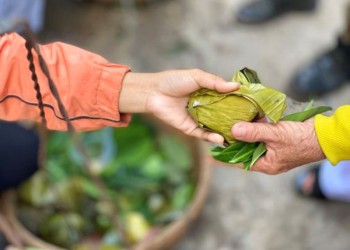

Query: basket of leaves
[{"left": 0, "top": 114, "right": 212, "bottom": 250}]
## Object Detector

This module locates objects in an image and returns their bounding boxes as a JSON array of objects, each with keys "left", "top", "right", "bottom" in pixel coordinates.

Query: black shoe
[
  {"left": 237, "top": 0, "right": 317, "bottom": 24},
  {"left": 288, "top": 38, "right": 350, "bottom": 101}
]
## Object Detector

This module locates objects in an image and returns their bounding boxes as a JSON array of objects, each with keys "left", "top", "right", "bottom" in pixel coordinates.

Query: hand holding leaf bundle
[{"left": 187, "top": 68, "right": 332, "bottom": 170}]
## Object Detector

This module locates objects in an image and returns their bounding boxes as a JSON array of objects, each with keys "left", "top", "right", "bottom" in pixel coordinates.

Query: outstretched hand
[
  {"left": 231, "top": 119, "right": 326, "bottom": 175},
  {"left": 119, "top": 69, "right": 239, "bottom": 144}
]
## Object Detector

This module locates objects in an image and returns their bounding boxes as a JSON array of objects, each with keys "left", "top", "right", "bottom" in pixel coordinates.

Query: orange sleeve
[{"left": 0, "top": 32, "right": 132, "bottom": 131}]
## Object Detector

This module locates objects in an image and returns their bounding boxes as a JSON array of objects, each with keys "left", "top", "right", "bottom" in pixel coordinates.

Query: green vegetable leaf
[
  {"left": 229, "top": 142, "right": 258, "bottom": 164},
  {"left": 250, "top": 142, "right": 267, "bottom": 167},
  {"left": 280, "top": 106, "right": 332, "bottom": 122},
  {"left": 303, "top": 100, "right": 314, "bottom": 111},
  {"left": 232, "top": 67, "right": 261, "bottom": 85},
  {"left": 211, "top": 141, "right": 246, "bottom": 161},
  {"left": 243, "top": 161, "right": 251, "bottom": 171}
]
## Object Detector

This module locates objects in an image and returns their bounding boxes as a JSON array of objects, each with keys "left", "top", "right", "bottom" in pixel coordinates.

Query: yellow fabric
[{"left": 314, "top": 105, "right": 350, "bottom": 165}]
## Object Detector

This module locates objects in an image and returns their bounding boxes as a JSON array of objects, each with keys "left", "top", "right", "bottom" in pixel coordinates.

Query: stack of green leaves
[
  {"left": 17, "top": 115, "right": 195, "bottom": 249},
  {"left": 187, "top": 68, "right": 332, "bottom": 170}
]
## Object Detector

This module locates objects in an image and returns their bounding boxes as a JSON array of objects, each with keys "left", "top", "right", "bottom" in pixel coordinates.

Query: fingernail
[
  {"left": 210, "top": 133, "right": 224, "bottom": 144},
  {"left": 225, "top": 81, "right": 240, "bottom": 88}
]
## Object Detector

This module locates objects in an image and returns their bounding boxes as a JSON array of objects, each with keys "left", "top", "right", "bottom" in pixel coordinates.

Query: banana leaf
[{"left": 187, "top": 67, "right": 287, "bottom": 144}]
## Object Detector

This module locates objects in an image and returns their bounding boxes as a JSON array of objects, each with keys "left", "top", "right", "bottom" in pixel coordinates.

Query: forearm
[{"left": 0, "top": 32, "right": 131, "bottom": 130}]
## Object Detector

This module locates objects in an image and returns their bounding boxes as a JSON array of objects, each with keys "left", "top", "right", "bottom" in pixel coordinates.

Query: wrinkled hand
[
  {"left": 120, "top": 69, "right": 239, "bottom": 144},
  {"left": 231, "top": 119, "right": 326, "bottom": 175}
]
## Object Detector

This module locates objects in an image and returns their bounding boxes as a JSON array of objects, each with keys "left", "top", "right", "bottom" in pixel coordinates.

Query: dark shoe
[
  {"left": 288, "top": 38, "right": 350, "bottom": 101},
  {"left": 294, "top": 165, "right": 327, "bottom": 200},
  {"left": 237, "top": 0, "right": 317, "bottom": 24}
]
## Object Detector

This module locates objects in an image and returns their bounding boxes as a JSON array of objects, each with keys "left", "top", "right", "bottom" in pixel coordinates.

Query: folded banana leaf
[{"left": 187, "top": 68, "right": 287, "bottom": 144}]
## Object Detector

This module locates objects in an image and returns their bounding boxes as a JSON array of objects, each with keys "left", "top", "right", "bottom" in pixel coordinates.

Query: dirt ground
[{"left": 36, "top": 0, "right": 350, "bottom": 249}]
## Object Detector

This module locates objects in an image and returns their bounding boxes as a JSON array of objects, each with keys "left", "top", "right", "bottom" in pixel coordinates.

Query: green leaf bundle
[{"left": 187, "top": 68, "right": 287, "bottom": 144}]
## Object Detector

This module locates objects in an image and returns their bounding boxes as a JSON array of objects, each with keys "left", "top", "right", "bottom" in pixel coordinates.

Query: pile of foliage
[{"left": 17, "top": 115, "right": 195, "bottom": 249}]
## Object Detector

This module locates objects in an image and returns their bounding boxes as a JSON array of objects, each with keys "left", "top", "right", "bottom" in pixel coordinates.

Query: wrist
[
  {"left": 308, "top": 119, "right": 326, "bottom": 162},
  {"left": 119, "top": 72, "right": 158, "bottom": 113}
]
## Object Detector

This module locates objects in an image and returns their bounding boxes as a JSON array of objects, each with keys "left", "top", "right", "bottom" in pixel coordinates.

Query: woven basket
[{"left": 0, "top": 117, "right": 212, "bottom": 250}]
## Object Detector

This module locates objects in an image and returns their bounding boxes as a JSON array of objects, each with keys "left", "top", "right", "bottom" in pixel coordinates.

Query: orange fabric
[{"left": 0, "top": 33, "right": 131, "bottom": 130}]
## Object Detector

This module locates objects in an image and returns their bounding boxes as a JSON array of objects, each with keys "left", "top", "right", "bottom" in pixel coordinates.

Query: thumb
[{"left": 232, "top": 122, "right": 273, "bottom": 143}]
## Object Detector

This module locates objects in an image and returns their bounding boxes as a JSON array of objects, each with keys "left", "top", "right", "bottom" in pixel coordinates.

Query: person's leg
[
  {"left": 0, "top": 121, "right": 39, "bottom": 191},
  {"left": 236, "top": 0, "right": 317, "bottom": 24},
  {"left": 319, "top": 160, "right": 350, "bottom": 202},
  {"left": 295, "top": 160, "right": 350, "bottom": 202}
]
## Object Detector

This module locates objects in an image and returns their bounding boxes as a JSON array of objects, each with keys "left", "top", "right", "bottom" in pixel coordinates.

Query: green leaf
[
  {"left": 244, "top": 159, "right": 252, "bottom": 171},
  {"left": 171, "top": 183, "right": 194, "bottom": 210},
  {"left": 210, "top": 146, "right": 225, "bottom": 156},
  {"left": 140, "top": 154, "right": 166, "bottom": 180},
  {"left": 211, "top": 141, "right": 246, "bottom": 156},
  {"left": 80, "top": 177, "right": 101, "bottom": 199},
  {"left": 250, "top": 142, "right": 267, "bottom": 167},
  {"left": 211, "top": 141, "right": 246, "bottom": 162},
  {"left": 212, "top": 148, "right": 240, "bottom": 162},
  {"left": 303, "top": 100, "right": 314, "bottom": 111},
  {"left": 229, "top": 142, "right": 259, "bottom": 164},
  {"left": 158, "top": 133, "right": 192, "bottom": 169},
  {"left": 281, "top": 106, "right": 332, "bottom": 122},
  {"left": 232, "top": 67, "right": 261, "bottom": 85},
  {"left": 241, "top": 67, "right": 261, "bottom": 84}
]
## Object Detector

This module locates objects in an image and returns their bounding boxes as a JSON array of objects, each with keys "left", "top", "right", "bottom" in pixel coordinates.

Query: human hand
[
  {"left": 231, "top": 119, "right": 326, "bottom": 175},
  {"left": 119, "top": 69, "right": 239, "bottom": 144}
]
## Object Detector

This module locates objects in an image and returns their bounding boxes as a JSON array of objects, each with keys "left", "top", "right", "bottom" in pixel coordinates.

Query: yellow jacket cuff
[{"left": 314, "top": 105, "right": 350, "bottom": 165}]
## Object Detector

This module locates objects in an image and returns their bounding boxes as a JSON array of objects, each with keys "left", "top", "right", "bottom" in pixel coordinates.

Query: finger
[
  {"left": 207, "top": 132, "right": 225, "bottom": 144},
  {"left": 179, "top": 115, "right": 225, "bottom": 143},
  {"left": 187, "top": 126, "right": 225, "bottom": 144},
  {"left": 232, "top": 122, "right": 276, "bottom": 143},
  {"left": 192, "top": 69, "right": 240, "bottom": 93}
]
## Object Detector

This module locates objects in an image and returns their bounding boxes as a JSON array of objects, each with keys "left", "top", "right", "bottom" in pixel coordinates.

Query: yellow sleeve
[{"left": 314, "top": 105, "right": 350, "bottom": 165}]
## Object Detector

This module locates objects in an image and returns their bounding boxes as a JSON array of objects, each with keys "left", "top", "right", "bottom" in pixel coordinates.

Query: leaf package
[{"left": 187, "top": 68, "right": 332, "bottom": 170}]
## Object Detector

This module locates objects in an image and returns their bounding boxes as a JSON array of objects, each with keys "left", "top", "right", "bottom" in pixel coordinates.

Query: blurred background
[{"left": 5, "top": 0, "right": 350, "bottom": 249}]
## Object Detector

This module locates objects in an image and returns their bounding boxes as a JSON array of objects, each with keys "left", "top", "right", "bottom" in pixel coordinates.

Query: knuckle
[
  {"left": 184, "top": 126, "right": 197, "bottom": 137},
  {"left": 191, "top": 69, "right": 204, "bottom": 80},
  {"left": 249, "top": 125, "right": 265, "bottom": 141},
  {"left": 191, "top": 68, "right": 202, "bottom": 74}
]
